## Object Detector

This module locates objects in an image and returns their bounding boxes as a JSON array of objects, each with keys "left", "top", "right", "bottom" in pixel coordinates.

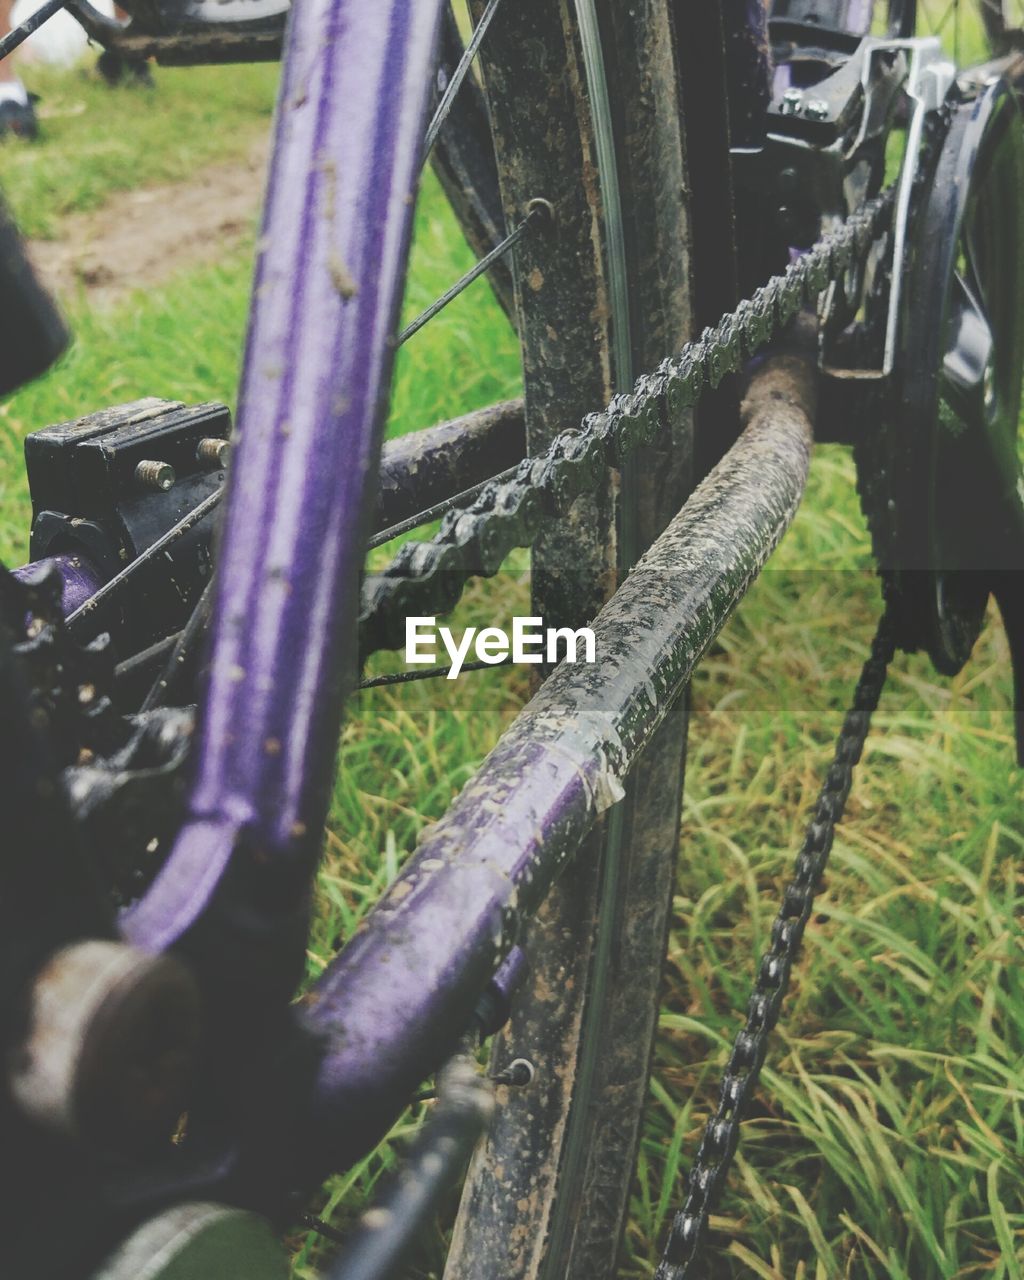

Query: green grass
[
  {"left": 1, "top": 15, "right": 1021, "bottom": 1278},
  {"left": 636, "top": 574, "right": 1023, "bottom": 1278},
  {"left": 0, "top": 244, "right": 256, "bottom": 563},
  {"left": 0, "top": 62, "right": 279, "bottom": 238},
  {"left": 917, "top": 0, "right": 993, "bottom": 64}
]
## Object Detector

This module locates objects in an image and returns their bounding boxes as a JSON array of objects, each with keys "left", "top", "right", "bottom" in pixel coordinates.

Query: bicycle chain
[
  {"left": 359, "top": 187, "right": 896, "bottom": 658},
  {"left": 655, "top": 613, "right": 896, "bottom": 1279},
  {"left": 359, "top": 193, "right": 895, "bottom": 1265}
]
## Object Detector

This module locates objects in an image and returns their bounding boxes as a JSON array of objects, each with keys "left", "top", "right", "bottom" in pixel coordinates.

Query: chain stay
[
  {"left": 359, "top": 189, "right": 896, "bottom": 657},
  {"left": 655, "top": 613, "right": 897, "bottom": 1280}
]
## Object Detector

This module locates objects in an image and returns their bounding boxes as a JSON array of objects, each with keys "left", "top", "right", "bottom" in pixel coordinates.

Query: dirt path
[{"left": 28, "top": 132, "right": 270, "bottom": 310}]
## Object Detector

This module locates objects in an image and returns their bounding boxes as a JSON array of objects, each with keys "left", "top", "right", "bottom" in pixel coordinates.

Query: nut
[{"left": 196, "top": 437, "right": 230, "bottom": 468}]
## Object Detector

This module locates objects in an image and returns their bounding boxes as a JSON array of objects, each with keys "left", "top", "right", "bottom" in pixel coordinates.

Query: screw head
[
  {"left": 505, "top": 1057, "right": 535, "bottom": 1086},
  {"left": 804, "top": 98, "right": 829, "bottom": 121},
  {"left": 776, "top": 204, "right": 797, "bottom": 236},
  {"left": 777, "top": 166, "right": 799, "bottom": 195},
  {"left": 135, "top": 459, "right": 176, "bottom": 492},
  {"left": 525, "top": 196, "right": 555, "bottom": 227},
  {"left": 984, "top": 360, "right": 997, "bottom": 416},
  {"left": 196, "top": 437, "right": 230, "bottom": 468},
  {"left": 781, "top": 87, "right": 803, "bottom": 115}
]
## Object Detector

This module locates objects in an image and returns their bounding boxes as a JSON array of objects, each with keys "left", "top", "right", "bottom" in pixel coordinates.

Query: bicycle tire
[{"left": 440, "top": 3, "right": 724, "bottom": 1276}]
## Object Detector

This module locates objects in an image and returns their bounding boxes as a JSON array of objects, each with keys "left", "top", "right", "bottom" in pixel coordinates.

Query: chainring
[{"left": 857, "top": 78, "right": 1024, "bottom": 676}]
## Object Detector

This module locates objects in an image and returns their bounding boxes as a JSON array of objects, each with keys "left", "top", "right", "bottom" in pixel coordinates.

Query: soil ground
[{"left": 26, "top": 132, "right": 269, "bottom": 308}]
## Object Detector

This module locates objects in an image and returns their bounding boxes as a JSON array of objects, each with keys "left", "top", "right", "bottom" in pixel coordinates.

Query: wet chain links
[
  {"left": 359, "top": 187, "right": 896, "bottom": 658},
  {"left": 655, "top": 612, "right": 897, "bottom": 1279}
]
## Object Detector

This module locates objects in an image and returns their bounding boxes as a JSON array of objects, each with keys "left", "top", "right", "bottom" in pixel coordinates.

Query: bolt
[
  {"left": 984, "top": 360, "right": 997, "bottom": 416},
  {"left": 777, "top": 204, "right": 802, "bottom": 242},
  {"left": 9, "top": 940, "right": 200, "bottom": 1154},
  {"left": 777, "top": 166, "right": 799, "bottom": 196},
  {"left": 781, "top": 87, "right": 803, "bottom": 115},
  {"left": 526, "top": 196, "right": 555, "bottom": 228},
  {"left": 196, "top": 437, "right": 230, "bottom": 468},
  {"left": 804, "top": 98, "right": 829, "bottom": 121},
  {"left": 492, "top": 1057, "right": 535, "bottom": 1088},
  {"left": 135, "top": 459, "right": 176, "bottom": 492}
]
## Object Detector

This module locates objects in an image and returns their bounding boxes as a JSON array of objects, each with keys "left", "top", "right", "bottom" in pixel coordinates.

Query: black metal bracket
[{"left": 26, "top": 398, "right": 230, "bottom": 653}]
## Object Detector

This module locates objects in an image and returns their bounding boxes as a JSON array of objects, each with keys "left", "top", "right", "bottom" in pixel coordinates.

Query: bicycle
[{"left": 0, "top": 1, "right": 1021, "bottom": 1277}]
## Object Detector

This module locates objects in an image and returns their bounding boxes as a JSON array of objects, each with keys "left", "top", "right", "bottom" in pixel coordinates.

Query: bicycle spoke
[
  {"left": 65, "top": 486, "right": 222, "bottom": 640},
  {"left": 396, "top": 207, "right": 544, "bottom": 346},
  {"left": 367, "top": 464, "right": 519, "bottom": 550},
  {"left": 358, "top": 657, "right": 513, "bottom": 689},
  {"left": 113, "top": 632, "right": 179, "bottom": 685},
  {"left": 920, "top": 0, "right": 957, "bottom": 35},
  {"left": 422, "top": 0, "right": 504, "bottom": 162},
  {"left": 300, "top": 1214, "right": 347, "bottom": 1247},
  {"left": 935, "top": 0, "right": 958, "bottom": 34},
  {"left": 139, "top": 573, "right": 215, "bottom": 712},
  {"left": 430, "top": 8, "right": 515, "bottom": 322}
]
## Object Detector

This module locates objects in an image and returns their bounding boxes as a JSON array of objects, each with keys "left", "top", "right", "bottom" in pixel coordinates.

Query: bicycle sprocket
[{"left": 855, "top": 78, "right": 1024, "bottom": 754}]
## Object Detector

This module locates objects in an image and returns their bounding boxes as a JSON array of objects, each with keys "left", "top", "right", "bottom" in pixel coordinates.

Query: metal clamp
[{"left": 818, "top": 37, "right": 958, "bottom": 383}]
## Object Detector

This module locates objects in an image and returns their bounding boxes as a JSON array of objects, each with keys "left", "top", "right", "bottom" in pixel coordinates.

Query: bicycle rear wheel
[
  {"left": 0, "top": 2, "right": 728, "bottom": 1275},
  {"left": 441, "top": 3, "right": 731, "bottom": 1276}
]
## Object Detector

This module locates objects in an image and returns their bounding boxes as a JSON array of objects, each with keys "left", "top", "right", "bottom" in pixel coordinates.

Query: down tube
[{"left": 123, "top": 2, "right": 444, "bottom": 991}]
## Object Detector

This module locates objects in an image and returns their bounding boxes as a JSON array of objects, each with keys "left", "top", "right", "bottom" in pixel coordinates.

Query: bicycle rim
[{"left": 440, "top": 2, "right": 725, "bottom": 1275}]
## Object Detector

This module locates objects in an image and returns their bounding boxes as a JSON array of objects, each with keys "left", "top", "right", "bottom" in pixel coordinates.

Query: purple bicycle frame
[
  {"left": 108, "top": 0, "right": 819, "bottom": 1184},
  {"left": 122, "top": 0, "right": 447, "bottom": 989}
]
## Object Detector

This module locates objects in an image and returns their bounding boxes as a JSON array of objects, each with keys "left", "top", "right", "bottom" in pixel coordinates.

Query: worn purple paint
[
  {"left": 13, "top": 553, "right": 104, "bottom": 617},
  {"left": 96, "top": 0, "right": 797, "bottom": 1181},
  {"left": 123, "top": 0, "right": 445, "bottom": 956},
  {"left": 488, "top": 944, "right": 528, "bottom": 1014}
]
